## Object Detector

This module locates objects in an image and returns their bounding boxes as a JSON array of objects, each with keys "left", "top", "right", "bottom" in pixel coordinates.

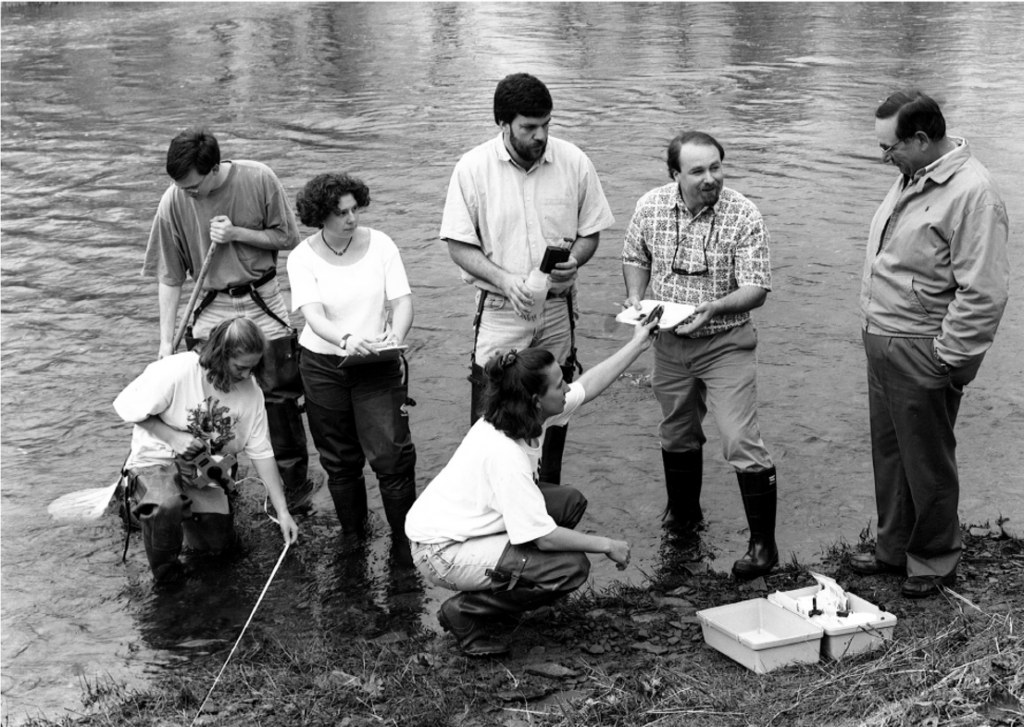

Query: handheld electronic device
[{"left": 539, "top": 245, "right": 571, "bottom": 274}]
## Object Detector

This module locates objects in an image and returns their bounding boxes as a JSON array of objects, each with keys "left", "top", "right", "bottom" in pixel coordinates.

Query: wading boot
[
  {"left": 285, "top": 479, "right": 321, "bottom": 518},
  {"left": 438, "top": 594, "right": 510, "bottom": 657},
  {"left": 662, "top": 448, "right": 704, "bottom": 532},
  {"left": 263, "top": 399, "right": 312, "bottom": 515},
  {"left": 136, "top": 494, "right": 188, "bottom": 583},
  {"left": 328, "top": 476, "right": 368, "bottom": 548},
  {"left": 539, "top": 423, "right": 568, "bottom": 485},
  {"left": 732, "top": 468, "right": 779, "bottom": 580},
  {"left": 378, "top": 473, "right": 417, "bottom": 539}
]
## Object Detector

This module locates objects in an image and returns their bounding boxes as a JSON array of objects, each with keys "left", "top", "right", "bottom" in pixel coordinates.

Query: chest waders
[
  {"left": 185, "top": 268, "right": 315, "bottom": 515},
  {"left": 467, "top": 290, "right": 583, "bottom": 485}
]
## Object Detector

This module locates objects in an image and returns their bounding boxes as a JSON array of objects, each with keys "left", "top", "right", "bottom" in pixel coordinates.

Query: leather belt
[{"left": 222, "top": 268, "right": 276, "bottom": 297}]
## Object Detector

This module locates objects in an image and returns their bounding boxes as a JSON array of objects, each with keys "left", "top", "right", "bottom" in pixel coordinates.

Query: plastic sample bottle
[{"left": 523, "top": 268, "right": 551, "bottom": 322}]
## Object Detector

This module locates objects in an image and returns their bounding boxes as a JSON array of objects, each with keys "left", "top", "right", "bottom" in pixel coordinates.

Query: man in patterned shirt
[{"left": 621, "top": 130, "right": 778, "bottom": 579}]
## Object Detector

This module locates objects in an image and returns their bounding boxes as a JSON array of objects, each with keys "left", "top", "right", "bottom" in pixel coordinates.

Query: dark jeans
[{"left": 300, "top": 348, "right": 416, "bottom": 490}]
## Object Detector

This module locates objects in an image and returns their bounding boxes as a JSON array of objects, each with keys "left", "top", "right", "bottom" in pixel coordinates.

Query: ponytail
[{"left": 482, "top": 348, "right": 556, "bottom": 441}]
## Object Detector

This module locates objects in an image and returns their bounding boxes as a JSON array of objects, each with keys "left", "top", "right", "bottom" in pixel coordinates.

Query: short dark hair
[
  {"left": 667, "top": 131, "right": 725, "bottom": 179},
  {"left": 875, "top": 90, "right": 946, "bottom": 141},
  {"left": 295, "top": 173, "right": 371, "bottom": 228},
  {"left": 482, "top": 348, "right": 557, "bottom": 441},
  {"left": 166, "top": 127, "right": 220, "bottom": 181},
  {"left": 199, "top": 317, "right": 267, "bottom": 393},
  {"left": 493, "top": 73, "right": 553, "bottom": 126}
]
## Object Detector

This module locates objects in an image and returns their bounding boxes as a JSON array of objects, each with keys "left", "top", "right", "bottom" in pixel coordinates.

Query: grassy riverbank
[{"left": 23, "top": 524, "right": 1023, "bottom": 727}]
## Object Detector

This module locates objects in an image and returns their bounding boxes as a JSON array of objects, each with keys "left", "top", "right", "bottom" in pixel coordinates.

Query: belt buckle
[{"left": 227, "top": 283, "right": 251, "bottom": 298}]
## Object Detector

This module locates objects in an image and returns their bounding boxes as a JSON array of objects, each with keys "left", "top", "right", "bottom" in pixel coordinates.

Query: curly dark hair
[
  {"left": 295, "top": 173, "right": 371, "bottom": 228},
  {"left": 166, "top": 127, "right": 220, "bottom": 181},
  {"left": 482, "top": 348, "right": 557, "bottom": 441},
  {"left": 493, "top": 73, "right": 553, "bottom": 126},
  {"left": 198, "top": 317, "right": 267, "bottom": 393}
]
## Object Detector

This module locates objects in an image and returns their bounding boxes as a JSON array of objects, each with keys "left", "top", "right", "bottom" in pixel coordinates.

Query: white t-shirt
[
  {"left": 287, "top": 228, "right": 412, "bottom": 356},
  {"left": 113, "top": 351, "right": 274, "bottom": 470},
  {"left": 405, "top": 382, "right": 586, "bottom": 545}
]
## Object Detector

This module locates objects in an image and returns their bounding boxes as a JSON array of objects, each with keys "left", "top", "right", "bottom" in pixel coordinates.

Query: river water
[{"left": 2, "top": 2, "right": 1022, "bottom": 722}]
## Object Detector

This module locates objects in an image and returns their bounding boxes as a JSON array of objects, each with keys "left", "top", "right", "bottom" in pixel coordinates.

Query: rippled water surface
[{"left": 3, "top": 2, "right": 1023, "bottom": 722}]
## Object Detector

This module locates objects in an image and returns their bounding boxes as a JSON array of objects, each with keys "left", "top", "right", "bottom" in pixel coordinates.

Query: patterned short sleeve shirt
[{"left": 622, "top": 183, "right": 772, "bottom": 336}]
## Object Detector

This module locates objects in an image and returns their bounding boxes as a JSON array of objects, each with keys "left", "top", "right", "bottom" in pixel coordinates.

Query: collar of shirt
[
  {"left": 493, "top": 132, "right": 553, "bottom": 172},
  {"left": 908, "top": 137, "right": 970, "bottom": 189}
]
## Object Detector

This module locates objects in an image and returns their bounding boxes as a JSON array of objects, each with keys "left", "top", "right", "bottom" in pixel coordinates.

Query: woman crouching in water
[
  {"left": 114, "top": 317, "right": 299, "bottom": 582},
  {"left": 405, "top": 317, "right": 659, "bottom": 656}
]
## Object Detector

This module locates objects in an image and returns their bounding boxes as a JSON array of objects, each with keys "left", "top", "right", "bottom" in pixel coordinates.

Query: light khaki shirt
[{"left": 440, "top": 134, "right": 614, "bottom": 295}]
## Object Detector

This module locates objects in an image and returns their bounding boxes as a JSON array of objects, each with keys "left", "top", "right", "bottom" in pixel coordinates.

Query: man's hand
[
  {"left": 606, "top": 539, "right": 632, "bottom": 570},
  {"left": 548, "top": 255, "right": 579, "bottom": 295},
  {"left": 209, "top": 215, "right": 237, "bottom": 245},
  {"left": 674, "top": 301, "right": 716, "bottom": 336},
  {"left": 158, "top": 340, "right": 174, "bottom": 360},
  {"left": 622, "top": 295, "right": 643, "bottom": 312},
  {"left": 500, "top": 272, "right": 533, "bottom": 318}
]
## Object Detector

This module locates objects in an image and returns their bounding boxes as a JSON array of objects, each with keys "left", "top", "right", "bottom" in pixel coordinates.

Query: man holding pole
[{"left": 142, "top": 127, "right": 315, "bottom": 515}]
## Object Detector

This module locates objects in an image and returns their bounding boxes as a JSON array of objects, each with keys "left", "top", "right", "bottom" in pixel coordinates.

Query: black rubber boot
[
  {"left": 328, "top": 476, "right": 368, "bottom": 542},
  {"left": 438, "top": 594, "right": 510, "bottom": 656},
  {"left": 136, "top": 494, "right": 188, "bottom": 583},
  {"left": 732, "top": 467, "right": 779, "bottom": 580},
  {"left": 264, "top": 399, "right": 313, "bottom": 515},
  {"left": 662, "top": 448, "right": 704, "bottom": 530},
  {"left": 539, "top": 424, "right": 568, "bottom": 485},
  {"left": 379, "top": 476, "right": 417, "bottom": 540}
]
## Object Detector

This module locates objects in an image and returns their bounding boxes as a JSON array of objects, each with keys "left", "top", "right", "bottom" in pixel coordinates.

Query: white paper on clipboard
[
  {"left": 615, "top": 300, "right": 697, "bottom": 329},
  {"left": 337, "top": 344, "right": 408, "bottom": 369}
]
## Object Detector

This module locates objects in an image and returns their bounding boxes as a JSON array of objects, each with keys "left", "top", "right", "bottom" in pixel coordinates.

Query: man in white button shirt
[{"left": 440, "top": 73, "right": 614, "bottom": 484}]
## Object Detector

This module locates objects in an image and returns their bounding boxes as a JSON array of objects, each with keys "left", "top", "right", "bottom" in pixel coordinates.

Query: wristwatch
[{"left": 340, "top": 334, "right": 351, "bottom": 350}]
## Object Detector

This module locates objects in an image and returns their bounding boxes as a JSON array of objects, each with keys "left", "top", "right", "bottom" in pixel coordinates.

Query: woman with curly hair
[
  {"left": 114, "top": 317, "right": 299, "bottom": 583},
  {"left": 405, "top": 317, "right": 660, "bottom": 656},
  {"left": 288, "top": 172, "right": 416, "bottom": 547}
]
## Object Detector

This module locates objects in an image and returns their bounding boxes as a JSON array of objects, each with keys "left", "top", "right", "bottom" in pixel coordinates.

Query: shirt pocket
[{"left": 540, "top": 196, "right": 577, "bottom": 241}]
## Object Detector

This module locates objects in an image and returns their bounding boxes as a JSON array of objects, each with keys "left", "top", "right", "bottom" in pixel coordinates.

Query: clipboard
[
  {"left": 615, "top": 300, "right": 696, "bottom": 329},
  {"left": 337, "top": 344, "right": 408, "bottom": 368}
]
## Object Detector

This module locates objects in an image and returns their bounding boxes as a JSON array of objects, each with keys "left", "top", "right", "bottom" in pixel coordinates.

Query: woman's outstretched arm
[{"left": 577, "top": 315, "right": 659, "bottom": 406}]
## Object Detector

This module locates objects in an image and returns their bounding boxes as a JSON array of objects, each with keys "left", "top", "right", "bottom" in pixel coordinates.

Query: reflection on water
[{"left": 3, "top": 2, "right": 1023, "bottom": 723}]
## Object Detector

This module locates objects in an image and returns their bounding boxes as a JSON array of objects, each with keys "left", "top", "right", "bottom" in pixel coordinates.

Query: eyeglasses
[
  {"left": 178, "top": 170, "right": 212, "bottom": 194},
  {"left": 671, "top": 206, "right": 715, "bottom": 276},
  {"left": 880, "top": 137, "right": 907, "bottom": 157}
]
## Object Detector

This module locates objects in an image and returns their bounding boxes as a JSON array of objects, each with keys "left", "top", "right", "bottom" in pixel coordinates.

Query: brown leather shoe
[
  {"left": 901, "top": 574, "right": 956, "bottom": 599},
  {"left": 850, "top": 553, "right": 904, "bottom": 576},
  {"left": 438, "top": 596, "right": 509, "bottom": 657}
]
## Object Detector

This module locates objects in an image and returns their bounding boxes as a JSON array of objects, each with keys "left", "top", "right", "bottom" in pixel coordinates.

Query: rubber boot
[
  {"left": 438, "top": 593, "right": 510, "bottom": 656},
  {"left": 539, "top": 423, "right": 568, "bottom": 485},
  {"left": 264, "top": 399, "right": 314, "bottom": 515},
  {"left": 378, "top": 471, "right": 416, "bottom": 534},
  {"left": 732, "top": 467, "right": 779, "bottom": 580},
  {"left": 136, "top": 494, "right": 188, "bottom": 583},
  {"left": 328, "top": 476, "right": 368, "bottom": 543},
  {"left": 662, "top": 448, "right": 704, "bottom": 530}
]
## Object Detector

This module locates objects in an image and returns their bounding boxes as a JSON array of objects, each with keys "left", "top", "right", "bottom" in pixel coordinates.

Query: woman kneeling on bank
[
  {"left": 114, "top": 317, "right": 299, "bottom": 582},
  {"left": 405, "top": 317, "right": 659, "bottom": 656}
]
